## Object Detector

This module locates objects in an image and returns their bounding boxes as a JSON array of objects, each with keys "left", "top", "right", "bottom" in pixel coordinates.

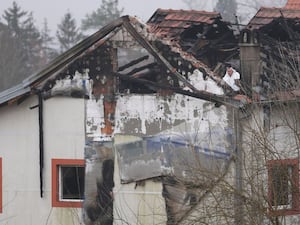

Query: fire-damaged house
[
  {"left": 0, "top": 14, "right": 243, "bottom": 225},
  {"left": 0, "top": 0, "right": 299, "bottom": 225},
  {"left": 235, "top": 0, "right": 300, "bottom": 224}
]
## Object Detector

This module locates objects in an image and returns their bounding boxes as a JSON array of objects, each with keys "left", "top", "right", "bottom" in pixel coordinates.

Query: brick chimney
[{"left": 239, "top": 30, "right": 261, "bottom": 96}]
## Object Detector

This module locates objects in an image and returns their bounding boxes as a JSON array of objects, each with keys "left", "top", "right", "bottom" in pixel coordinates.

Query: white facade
[
  {"left": 0, "top": 96, "right": 85, "bottom": 225},
  {"left": 110, "top": 79, "right": 231, "bottom": 225}
]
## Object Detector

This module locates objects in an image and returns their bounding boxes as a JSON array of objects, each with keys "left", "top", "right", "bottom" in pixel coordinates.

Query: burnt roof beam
[
  {"left": 118, "top": 55, "right": 150, "bottom": 72},
  {"left": 122, "top": 16, "right": 198, "bottom": 92},
  {"left": 123, "top": 62, "right": 157, "bottom": 76},
  {"left": 115, "top": 72, "right": 244, "bottom": 108}
]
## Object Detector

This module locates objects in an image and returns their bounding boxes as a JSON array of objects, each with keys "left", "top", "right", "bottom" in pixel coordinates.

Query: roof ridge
[{"left": 156, "top": 8, "right": 219, "bottom": 15}]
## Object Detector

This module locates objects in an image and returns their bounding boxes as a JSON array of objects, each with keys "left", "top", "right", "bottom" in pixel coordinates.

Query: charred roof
[
  {"left": 0, "top": 15, "right": 244, "bottom": 108},
  {"left": 147, "top": 9, "right": 222, "bottom": 38},
  {"left": 240, "top": 0, "right": 300, "bottom": 102},
  {"left": 147, "top": 9, "right": 239, "bottom": 72}
]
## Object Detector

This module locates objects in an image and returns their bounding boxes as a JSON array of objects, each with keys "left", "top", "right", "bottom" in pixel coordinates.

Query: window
[
  {"left": 52, "top": 159, "right": 85, "bottom": 207},
  {"left": 268, "top": 159, "right": 299, "bottom": 215}
]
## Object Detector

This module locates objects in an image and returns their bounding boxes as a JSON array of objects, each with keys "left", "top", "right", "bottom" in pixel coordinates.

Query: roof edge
[{"left": 0, "top": 83, "right": 31, "bottom": 106}]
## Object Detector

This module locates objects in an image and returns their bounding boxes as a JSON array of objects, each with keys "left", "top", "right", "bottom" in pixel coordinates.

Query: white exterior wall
[
  {"left": 0, "top": 96, "right": 85, "bottom": 225},
  {"left": 114, "top": 154, "right": 167, "bottom": 225},
  {"left": 240, "top": 103, "right": 300, "bottom": 225},
  {"left": 112, "top": 92, "right": 231, "bottom": 225}
]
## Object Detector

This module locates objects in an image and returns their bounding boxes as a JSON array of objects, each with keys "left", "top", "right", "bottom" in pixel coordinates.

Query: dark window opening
[
  {"left": 61, "top": 166, "right": 85, "bottom": 200},
  {"left": 268, "top": 159, "right": 300, "bottom": 215},
  {"left": 270, "top": 164, "right": 292, "bottom": 207}
]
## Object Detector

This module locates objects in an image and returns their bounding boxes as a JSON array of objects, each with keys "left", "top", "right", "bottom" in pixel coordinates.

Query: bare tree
[{"left": 166, "top": 42, "right": 300, "bottom": 225}]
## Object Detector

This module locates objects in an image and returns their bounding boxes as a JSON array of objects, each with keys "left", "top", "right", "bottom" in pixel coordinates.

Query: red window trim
[
  {"left": 267, "top": 158, "right": 300, "bottom": 216},
  {"left": 52, "top": 159, "right": 85, "bottom": 208}
]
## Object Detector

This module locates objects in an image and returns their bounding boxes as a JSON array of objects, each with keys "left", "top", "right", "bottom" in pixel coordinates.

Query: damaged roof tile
[
  {"left": 147, "top": 9, "right": 221, "bottom": 38},
  {"left": 247, "top": 0, "right": 300, "bottom": 30}
]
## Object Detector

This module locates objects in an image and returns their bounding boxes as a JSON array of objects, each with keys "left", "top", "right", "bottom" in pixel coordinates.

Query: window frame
[
  {"left": 267, "top": 158, "right": 300, "bottom": 215},
  {"left": 52, "top": 159, "right": 85, "bottom": 208}
]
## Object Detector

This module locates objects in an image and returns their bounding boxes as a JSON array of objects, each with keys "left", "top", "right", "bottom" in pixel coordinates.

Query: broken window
[
  {"left": 52, "top": 159, "right": 85, "bottom": 207},
  {"left": 268, "top": 159, "right": 300, "bottom": 215}
]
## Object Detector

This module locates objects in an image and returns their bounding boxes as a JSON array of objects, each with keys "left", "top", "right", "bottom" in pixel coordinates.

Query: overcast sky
[
  {"left": 0, "top": 0, "right": 287, "bottom": 34},
  {"left": 0, "top": 0, "right": 203, "bottom": 33}
]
